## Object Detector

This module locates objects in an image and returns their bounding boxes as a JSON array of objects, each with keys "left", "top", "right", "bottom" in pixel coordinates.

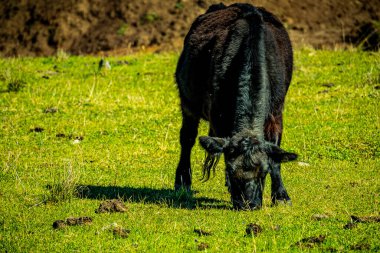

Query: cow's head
[{"left": 199, "top": 131, "right": 297, "bottom": 210}]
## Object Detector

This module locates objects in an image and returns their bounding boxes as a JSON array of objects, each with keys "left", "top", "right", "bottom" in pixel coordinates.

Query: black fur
[{"left": 174, "top": 3, "right": 297, "bottom": 210}]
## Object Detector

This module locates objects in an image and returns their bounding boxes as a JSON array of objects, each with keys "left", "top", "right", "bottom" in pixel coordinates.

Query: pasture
[{"left": 0, "top": 49, "right": 379, "bottom": 252}]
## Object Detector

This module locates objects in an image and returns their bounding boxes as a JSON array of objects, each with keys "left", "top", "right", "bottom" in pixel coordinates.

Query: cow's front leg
[
  {"left": 270, "top": 163, "right": 291, "bottom": 205},
  {"left": 266, "top": 115, "right": 291, "bottom": 205},
  {"left": 174, "top": 114, "right": 200, "bottom": 191}
]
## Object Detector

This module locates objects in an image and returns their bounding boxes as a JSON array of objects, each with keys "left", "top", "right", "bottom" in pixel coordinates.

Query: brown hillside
[{"left": 0, "top": 0, "right": 379, "bottom": 56}]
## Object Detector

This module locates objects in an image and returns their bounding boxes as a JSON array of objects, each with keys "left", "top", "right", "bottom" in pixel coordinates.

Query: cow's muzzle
[{"left": 230, "top": 178, "right": 264, "bottom": 210}]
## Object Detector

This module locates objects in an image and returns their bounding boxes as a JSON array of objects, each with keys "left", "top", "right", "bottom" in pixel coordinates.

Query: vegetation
[{"left": 0, "top": 49, "right": 379, "bottom": 252}]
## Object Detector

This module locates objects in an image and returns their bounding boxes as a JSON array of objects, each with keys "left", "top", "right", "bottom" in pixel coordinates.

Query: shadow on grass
[{"left": 77, "top": 185, "right": 231, "bottom": 210}]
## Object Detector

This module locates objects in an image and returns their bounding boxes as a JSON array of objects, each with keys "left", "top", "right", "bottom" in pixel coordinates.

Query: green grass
[{"left": 0, "top": 49, "right": 379, "bottom": 252}]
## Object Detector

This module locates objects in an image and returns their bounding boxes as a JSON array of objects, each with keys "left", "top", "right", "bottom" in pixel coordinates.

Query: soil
[
  {"left": 30, "top": 127, "right": 44, "bottom": 133},
  {"left": 351, "top": 215, "right": 380, "bottom": 223},
  {"left": 294, "top": 235, "right": 326, "bottom": 248},
  {"left": 350, "top": 242, "right": 371, "bottom": 251},
  {"left": 311, "top": 213, "right": 330, "bottom": 221},
  {"left": 197, "top": 242, "right": 209, "bottom": 251},
  {"left": 112, "top": 226, "right": 130, "bottom": 238},
  {"left": 53, "top": 216, "right": 93, "bottom": 229},
  {"left": 194, "top": 228, "right": 212, "bottom": 236},
  {"left": 344, "top": 215, "right": 380, "bottom": 229},
  {"left": 343, "top": 222, "right": 357, "bottom": 230},
  {"left": 245, "top": 223, "right": 262, "bottom": 236},
  {"left": 95, "top": 199, "right": 128, "bottom": 213},
  {"left": 1, "top": 0, "right": 379, "bottom": 57},
  {"left": 44, "top": 107, "right": 58, "bottom": 113}
]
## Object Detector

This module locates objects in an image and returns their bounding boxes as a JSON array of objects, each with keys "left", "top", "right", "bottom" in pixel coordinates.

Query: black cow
[{"left": 174, "top": 3, "right": 298, "bottom": 210}]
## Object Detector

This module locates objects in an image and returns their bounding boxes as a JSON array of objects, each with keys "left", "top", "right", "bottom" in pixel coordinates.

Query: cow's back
[
  {"left": 176, "top": 4, "right": 292, "bottom": 127},
  {"left": 259, "top": 7, "right": 293, "bottom": 114}
]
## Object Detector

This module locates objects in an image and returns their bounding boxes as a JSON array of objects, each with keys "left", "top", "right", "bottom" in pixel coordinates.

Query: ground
[{"left": 0, "top": 0, "right": 379, "bottom": 57}]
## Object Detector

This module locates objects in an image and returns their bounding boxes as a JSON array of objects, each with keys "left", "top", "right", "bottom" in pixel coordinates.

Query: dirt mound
[
  {"left": 0, "top": 0, "right": 379, "bottom": 57},
  {"left": 95, "top": 199, "right": 128, "bottom": 213},
  {"left": 52, "top": 216, "right": 93, "bottom": 229}
]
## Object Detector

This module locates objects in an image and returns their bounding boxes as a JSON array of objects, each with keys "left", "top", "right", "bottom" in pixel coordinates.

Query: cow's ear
[
  {"left": 199, "top": 136, "right": 228, "bottom": 155},
  {"left": 268, "top": 145, "right": 298, "bottom": 163}
]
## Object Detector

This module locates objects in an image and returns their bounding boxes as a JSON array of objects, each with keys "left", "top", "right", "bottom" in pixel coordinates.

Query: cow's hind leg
[
  {"left": 174, "top": 113, "right": 200, "bottom": 191},
  {"left": 266, "top": 114, "right": 292, "bottom": 205}
]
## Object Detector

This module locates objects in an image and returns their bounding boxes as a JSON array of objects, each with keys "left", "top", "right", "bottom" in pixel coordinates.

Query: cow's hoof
[
  {"left": 271, "top": 190, "right": 291, "bottom": 206},
  {"left": 272, "top": 199, "right": 292, "bottom": 206}
]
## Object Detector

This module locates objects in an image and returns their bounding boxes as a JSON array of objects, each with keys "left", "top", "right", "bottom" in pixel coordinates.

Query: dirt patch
[
  {"left": 197, "top": 242, "right": 209, "bottom": 251},
  {"left": 96, "top": 222, "right": 131, "bottom": 238},
  {"left": 44, "top": 107, "right": 58, "bottom": 114},
  {"left": 351, "top": 215, "right": 380, "bottom": 223},
  {"left": 95, "top": 199, "right": 128, "bottom": 213},
  {"left": 53, "top": 216, "right": 93, "bottom": 229},
  {"left": 344, "top": 215, "right": 380, "bottom": 229},
  {"left": 0, "top": 0, "right": 379, "bottom": 57},
  {"left": 55, "top": 133, "right": 84, "bottom": 141},
  {"left": 311, "top": 214, "right": 330, "bottom": 221},
  {"left": 194, "top": 228, "right": 212, "bottom": 236},
  {"left": 113, "top": 226, "right": 131, "bottom": 238},
  {"left": 350, "top": 242, "right": 371, "bottom": 251},
  {"left": 30, "top": 127, "right": 44, "bottom": 133},
  {"left": 245, "top": 223, "right": 263, "bottom": 236},
  {"left": 343, "top": 222, "right": 357, "bottom": 230},
  {"left": 293, "top": 235, "right": 326, "bottom": 248}
]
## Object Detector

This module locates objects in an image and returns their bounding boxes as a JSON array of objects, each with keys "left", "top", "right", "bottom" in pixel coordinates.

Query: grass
[{"left": 0, "top": 48, "right": 379, "bottom": 252}]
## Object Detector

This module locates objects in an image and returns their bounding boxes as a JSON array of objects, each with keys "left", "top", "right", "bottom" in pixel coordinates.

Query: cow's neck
[
  {"left": 232, "top": 22, "right": 271, "bottom": 140},
  {"left": 232, "top": 55, "right": 270, "bottom": 139},
  {"left": 233, "top": 85, "right": 270, "bottom": 139}
]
